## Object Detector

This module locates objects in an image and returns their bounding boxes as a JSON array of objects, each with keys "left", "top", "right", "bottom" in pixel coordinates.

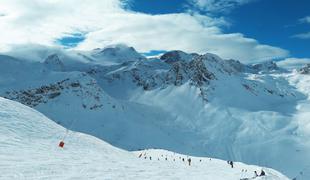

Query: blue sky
[{"left": 130, "top": 0, "right": 310, "bottom": 58}]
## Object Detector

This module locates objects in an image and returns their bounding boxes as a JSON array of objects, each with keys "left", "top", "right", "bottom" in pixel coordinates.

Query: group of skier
[
  {"left": 138, "top": 151, "right": 267, "bottom": 179},
  {"left": 138, "top": 152, "right": 193, "bottom": 166},
  {"left": 240, "top": 169, "right": 266, "bottom": 180},
  {"left": 227, "top": 160, "right": 234, "bottom": 168},
  {"left": 254, "top": 170, "right": 266, "bottom": 177}
]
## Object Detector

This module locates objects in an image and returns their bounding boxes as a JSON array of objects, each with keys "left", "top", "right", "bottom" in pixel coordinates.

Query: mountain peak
[
  {"left": 91, "top": 44, "right": 145, "bottom": 64},
  {"left": 251, "top": 61, "right": 279, "bottom": 73},
  {"left": 160, "top": 50, "right": 198, "bottom": 63},
  {"left": 44, "top": 54, "right": 65, "bottom": 71}
]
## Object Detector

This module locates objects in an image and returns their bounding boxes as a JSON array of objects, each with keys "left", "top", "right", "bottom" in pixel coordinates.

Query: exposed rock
[
  {"left": 298, "top": 64, "right": 310, "bottom": 74},
  {"left": 160, "top": 50, "right": 197, "bottom": 64}
]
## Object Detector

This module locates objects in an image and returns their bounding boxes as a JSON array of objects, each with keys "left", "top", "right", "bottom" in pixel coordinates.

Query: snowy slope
[
  {"left": 1, "top": 46, "right": 310, "bottom": 179},
  {"left": 0, "top": 97, "right": 288, "bottom": 180}
]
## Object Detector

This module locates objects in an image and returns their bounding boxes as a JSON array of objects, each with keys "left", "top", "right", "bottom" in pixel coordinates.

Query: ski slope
[{"left": 0, "top": 97, "right": 288, "bottom": 180}]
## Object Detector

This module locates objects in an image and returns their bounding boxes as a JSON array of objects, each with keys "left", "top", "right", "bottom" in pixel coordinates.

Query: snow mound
[{"left": 0, "top": 97, "right": 288, "bottom": 180}]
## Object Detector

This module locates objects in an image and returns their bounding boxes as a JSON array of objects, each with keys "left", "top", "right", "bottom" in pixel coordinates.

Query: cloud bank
[
  {"left": 0, "top": 0, "right": 289, "bottom": 63},
  {"left": 277, "top": 58, "right": 310, "bottom": 69}
]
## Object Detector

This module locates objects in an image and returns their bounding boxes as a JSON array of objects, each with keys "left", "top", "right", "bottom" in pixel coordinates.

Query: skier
[
  {"left": 254, "top": 171, "right": 258, "bottom": 177},
  {"left": 138, "top": 153, "right": 142, "bottom": 158},
  {"left": 229, "top": 161, "right": 234, "bottom": 168},
  {"left": 58, "top": 141, "right": 65, "bottom": 148},
  {"left": 260, "top": 170, "right": 266, "bottom": 176},
  {"left": 188, "top": 158, "right": 192, "bottom": 166}
]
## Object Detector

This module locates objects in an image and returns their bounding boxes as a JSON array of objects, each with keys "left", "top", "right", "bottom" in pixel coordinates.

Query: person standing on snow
[
  {"left": 260, "top": 169, "right": 266, "bottom": 176},
  {"left": 254, "top": 171, "right": 258, "bottom": 177},
  {"left": 188, "top": 158, "right": 192, "bottom": 166},
  {"left": 229, "top": 161, "right": 234, "bottom": 168}
]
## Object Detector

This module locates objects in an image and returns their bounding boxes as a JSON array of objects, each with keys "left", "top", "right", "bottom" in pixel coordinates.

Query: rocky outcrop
[
  {"left": 160, "top": 50, "right": 198, "bottom": 64},
  {"left": 298, "top": 64, "right": 310, "bottom": 74},
  {"left": 3, "top": 76, "right": 104, "bottom": 110}
]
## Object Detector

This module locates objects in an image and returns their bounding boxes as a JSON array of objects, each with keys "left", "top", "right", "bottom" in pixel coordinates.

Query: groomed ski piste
[{"left": 0, "top": 97, "right": 288, "bottom": 180}]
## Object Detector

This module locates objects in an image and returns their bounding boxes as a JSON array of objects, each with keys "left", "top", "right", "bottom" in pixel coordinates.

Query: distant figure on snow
[
  {"left": 188, "top": 158, "right": 192, "bottom": 166},
  {"left": 58, "top": 141, "right": 65, "bottom": 148},
  {"left": 229, "top": 161, "right": 234, "bottom": 168},
  {"left": 254, "top": 171, "right": 258, "bottom": 177},
  {"left": 260, "top": 170, "right": 266, "bottom": 176},
  {"left": 138, "top": 153, "right": 142, "bottom": 158},
  {"left": 182, "top": 158, "right": 185, "bottom": 162}
]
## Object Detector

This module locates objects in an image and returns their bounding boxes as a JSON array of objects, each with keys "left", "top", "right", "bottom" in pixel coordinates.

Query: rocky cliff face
[{"left": 3, "top": 74, "right": 104, "bottom": 110}]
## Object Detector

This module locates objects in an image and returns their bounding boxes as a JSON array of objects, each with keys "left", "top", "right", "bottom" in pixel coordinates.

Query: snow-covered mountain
[
  {"left": 90, "top": 44, "right": 146, "bottom": 65},
  {"left": 1, "top": 45, "right": 310, "bottom": 179},
  {"left": 0, "top": 97, "right": 288, "bottom": 179}
]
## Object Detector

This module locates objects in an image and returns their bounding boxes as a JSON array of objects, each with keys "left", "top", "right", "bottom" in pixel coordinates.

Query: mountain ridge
[{"left": 0, "top": 45, "right": 310, "bottom": 179}]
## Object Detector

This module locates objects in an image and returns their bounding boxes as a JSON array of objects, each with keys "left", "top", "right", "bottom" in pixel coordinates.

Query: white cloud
[
  {"left": 0, "top": 0, "right": 289, "bottom": 63},
  {"left": 292, "top": 32, "right": 310, "bottom": 39},
  {"left": 299, "top": 16, "right": 310, "bottom": 24},
  {"left": 277, "top": 58, "right": 310, "bottom": 69},
  {"left": 291, "top": 16, "right": 310, "bottom": 39},
  {"left": 187, "top": 0, "right": 256, "bottom": 14}
]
